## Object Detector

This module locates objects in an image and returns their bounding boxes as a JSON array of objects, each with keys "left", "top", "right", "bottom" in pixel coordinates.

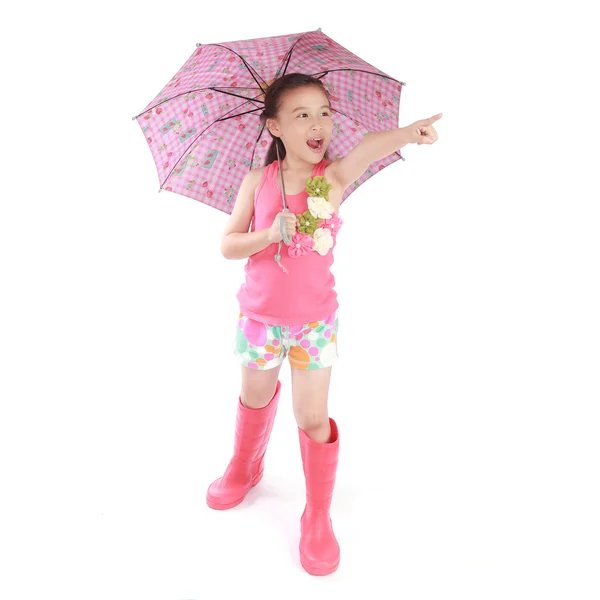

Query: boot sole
[
  {"left": 206, "top": 469, "right": 263, "bottom": 510},
  {"left": 300, "top": 552, "right": 340, "bottom": 576}
]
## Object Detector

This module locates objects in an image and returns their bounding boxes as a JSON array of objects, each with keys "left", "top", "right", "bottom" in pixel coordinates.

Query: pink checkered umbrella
[{"left": 133, "top": 28, "right": 406, "bottom": 214}]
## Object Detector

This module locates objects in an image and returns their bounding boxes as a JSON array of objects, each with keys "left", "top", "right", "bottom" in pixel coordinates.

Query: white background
[{"left": 1, "top": 1, "right": 599, "bottom": 599}]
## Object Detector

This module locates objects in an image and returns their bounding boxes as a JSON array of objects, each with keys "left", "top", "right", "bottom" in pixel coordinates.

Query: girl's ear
[{"left": 266, "top": 117, "right": 280, "bottom": 138}]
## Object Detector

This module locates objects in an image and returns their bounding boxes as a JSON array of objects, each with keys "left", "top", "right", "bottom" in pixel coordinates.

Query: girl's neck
[{"left": 281, "top": 154, "right": 319, "bottom": 177}]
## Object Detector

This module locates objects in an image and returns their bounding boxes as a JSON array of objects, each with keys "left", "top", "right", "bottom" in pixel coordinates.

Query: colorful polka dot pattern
[{"left": 233, "top": 312, "right": 339, "bottom": 370}]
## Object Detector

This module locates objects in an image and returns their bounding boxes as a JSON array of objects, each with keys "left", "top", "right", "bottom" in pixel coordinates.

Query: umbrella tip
[
  {"left": 317, "top": 27, "right": 322, "bottom": 31},
  {"left": 196, "top": 42, "right": 202, "bottom": 47}
]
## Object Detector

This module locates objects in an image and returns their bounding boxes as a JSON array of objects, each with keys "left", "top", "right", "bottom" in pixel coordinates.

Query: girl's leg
[
  {"left": 291, "top": 365, "right": 341, "bottom": 576},
  {"left": 291, "top": 366, "right": 332, "bottom": 442},
  {"left": 206, "top": 363, "right": 284, "bottom": 510},
  {"left": 241, "top": 362, "right": 283, "bottom": 408},
  {"left": 288, "top": 311, "right": 339, "bottom": 439},
  {"left": 207, "top": 314, "right": 286, "bottom": 510}
]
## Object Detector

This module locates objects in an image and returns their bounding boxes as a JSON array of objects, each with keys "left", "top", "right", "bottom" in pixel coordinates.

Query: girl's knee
[
  {"left": 297, "top": 417, "right": 331, "bottom": 443},
  {"left": 294, "top": 409, "right": 329, "bottom": 433},
  {"left": 241, "top": 388, "right": 275, "bottom": 409},
  {"left": 240, "top": 364, "right": 281, "bottom": 408}
]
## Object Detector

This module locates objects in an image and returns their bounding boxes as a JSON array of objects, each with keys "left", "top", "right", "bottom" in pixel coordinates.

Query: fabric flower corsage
[
  {"left": 288, "top": 175, "right": 341, "bottom": 259},
  {"left": 288, "top": 232, "right": 315, "bottom": 258},
  {"left": 319, "top": 213, "right": 344, "bottom": 237},
  {"left": 306, "top": 175, "right": 334, "bottom": 220},
  {"left": 297, "top": 210, "right": 322, "bottom": 235},
  {"left": 308, "top": 196, "right": 335, "bottom": 220},
  {"left": 312, "top": 227, "right": 334, "bottom": 255},
  {"left": 305, "top": 175, "right": 332, "bottom": 199}
]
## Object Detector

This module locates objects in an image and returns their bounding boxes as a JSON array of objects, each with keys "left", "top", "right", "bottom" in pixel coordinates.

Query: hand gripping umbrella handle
[{"left": 280, "top": 208, "right": 292, "bottom": 245}]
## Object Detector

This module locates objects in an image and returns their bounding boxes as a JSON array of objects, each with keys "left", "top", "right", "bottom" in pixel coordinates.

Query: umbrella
[{"left": 133, "top": 28, "right": 406, "bottom": 224}]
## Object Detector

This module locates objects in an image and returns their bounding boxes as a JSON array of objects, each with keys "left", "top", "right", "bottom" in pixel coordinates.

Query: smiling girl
[{"left": 206, "top": 72, "right": 441, "bottom": 575}]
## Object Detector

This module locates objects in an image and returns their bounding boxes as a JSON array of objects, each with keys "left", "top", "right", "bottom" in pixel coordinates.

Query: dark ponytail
[{"left": 259, "top": 73, "right": 332, "bottom": 166}]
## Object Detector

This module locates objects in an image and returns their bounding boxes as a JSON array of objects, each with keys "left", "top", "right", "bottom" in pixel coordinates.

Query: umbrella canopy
[{"left": 133, "top": 28, "right": 406, "bottom": 214}]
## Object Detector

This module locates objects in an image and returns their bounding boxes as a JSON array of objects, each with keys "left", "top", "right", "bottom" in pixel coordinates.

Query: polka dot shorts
[{"left": 233, "top": 311, "right": 339, "bottom": 370}]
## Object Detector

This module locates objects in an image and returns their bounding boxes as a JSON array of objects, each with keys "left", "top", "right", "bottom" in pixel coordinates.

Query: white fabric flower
[
  {"left": 312, "top": 227, "right": 334, "bottom": 256},
  {"left": 307, "top": 196, "right": 335, "bottom": 220}
]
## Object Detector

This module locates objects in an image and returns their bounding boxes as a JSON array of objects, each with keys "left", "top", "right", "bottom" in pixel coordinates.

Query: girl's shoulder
[
  {"left": 250, "top": 165, "right": 267, "bottom": 177},
  {"left": 248, "top": 165, "right": 269, "bottom": 195}
]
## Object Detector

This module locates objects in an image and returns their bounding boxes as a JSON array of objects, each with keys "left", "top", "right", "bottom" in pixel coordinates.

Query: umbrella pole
[
  {"left": 276, "top": 140, "right": 292, "bottom": 246},
  {"left": 273, "top": 139, "right": 290, "bottom": 275}
]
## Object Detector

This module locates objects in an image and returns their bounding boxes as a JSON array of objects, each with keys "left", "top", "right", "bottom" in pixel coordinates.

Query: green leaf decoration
[
  {"left": 305, "top": 176, "right": 332, "bottom": 199},
  {"left": 296, "top": 209, "right": 322, "bottom": 235}
]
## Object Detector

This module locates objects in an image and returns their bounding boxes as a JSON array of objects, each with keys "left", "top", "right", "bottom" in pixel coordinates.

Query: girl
[{"left": 206, "top": 73, "right": 441, "bottom": 576}]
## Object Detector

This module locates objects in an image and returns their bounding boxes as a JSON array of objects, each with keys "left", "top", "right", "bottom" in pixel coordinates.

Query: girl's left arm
[{"left": 328, "top": 113, "right": 442, "bottom": 190}]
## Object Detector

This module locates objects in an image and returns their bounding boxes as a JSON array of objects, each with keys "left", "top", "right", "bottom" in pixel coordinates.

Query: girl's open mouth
[{"left": 307, "top": 138, "right": 324, "bottom": 152}]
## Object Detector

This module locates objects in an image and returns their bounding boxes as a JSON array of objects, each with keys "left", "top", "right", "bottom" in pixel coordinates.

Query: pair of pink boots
[{"left": 206, "top": 379, "right": 340, "bottom": 576}]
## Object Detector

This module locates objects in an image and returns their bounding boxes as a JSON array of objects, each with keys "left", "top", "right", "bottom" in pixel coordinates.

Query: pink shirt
[{"left": 236, "top": 158, "right": 342, "bottom": 326}]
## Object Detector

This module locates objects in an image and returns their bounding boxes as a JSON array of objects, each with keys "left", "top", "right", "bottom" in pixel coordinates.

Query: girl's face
[{"left": 268, "top": 85, "right": 332, "bottom": 163}]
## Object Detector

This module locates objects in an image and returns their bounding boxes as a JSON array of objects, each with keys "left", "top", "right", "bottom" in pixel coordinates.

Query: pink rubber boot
[
  {"left": 298, "top": 418, "right": 340, "bottom": 575},
  {"left": 206, "top": 379, "right": 281, "bottom": 510}
]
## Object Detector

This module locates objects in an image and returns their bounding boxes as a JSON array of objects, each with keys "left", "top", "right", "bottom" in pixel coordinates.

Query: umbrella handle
[{"left": 280, "top": 208, "right": 292, "bottom": 245}]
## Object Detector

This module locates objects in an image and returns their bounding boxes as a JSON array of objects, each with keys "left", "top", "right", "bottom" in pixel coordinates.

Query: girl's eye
[{"left": 298, "top": 112, "right": 330, "bottom": 117}]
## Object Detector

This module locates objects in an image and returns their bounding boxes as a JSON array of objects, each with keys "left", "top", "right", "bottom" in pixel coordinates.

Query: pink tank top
[{"left": 236, "top": 158, "right": 341, "bottom": 326}]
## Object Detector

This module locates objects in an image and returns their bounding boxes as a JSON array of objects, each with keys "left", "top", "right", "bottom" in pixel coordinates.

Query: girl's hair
[{"left": 259, "top": 73, "right": 332, "bottom": 166}]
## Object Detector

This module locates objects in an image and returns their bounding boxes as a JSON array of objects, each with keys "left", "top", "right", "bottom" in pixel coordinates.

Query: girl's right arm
[
  {"left": 221, "top": 169, "right": 271, "bottom": 260},
  {"left": 221, "top": 169, "right": 299, "bottom": 260}
]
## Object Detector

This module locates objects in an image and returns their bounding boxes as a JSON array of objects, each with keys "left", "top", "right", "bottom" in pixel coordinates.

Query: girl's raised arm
[{"left": 328, "top": 114, "right": 442, "bottom": 190}]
